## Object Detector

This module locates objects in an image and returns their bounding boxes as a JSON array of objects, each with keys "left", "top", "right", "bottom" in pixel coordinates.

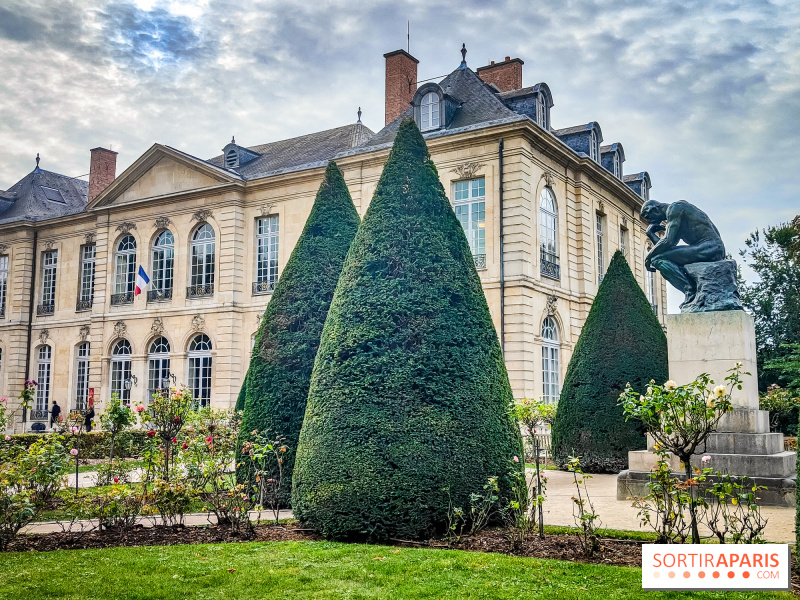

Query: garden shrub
[
  {"left": 238, "top": 161, "right": 360, "bottom": 500},
  {"left": 551, "top": 250, "right": 668, "bottom": 472},
  {"left": 292, "top": 119, "right": 524, "bottom": 540},
  {"left": 1, "top": 430, "right": 150, "bottom": 460}
]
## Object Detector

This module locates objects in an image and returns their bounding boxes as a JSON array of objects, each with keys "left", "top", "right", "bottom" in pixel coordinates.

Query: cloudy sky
[{"left": 1, "top": 0, "right": 798, "bottom": 310}]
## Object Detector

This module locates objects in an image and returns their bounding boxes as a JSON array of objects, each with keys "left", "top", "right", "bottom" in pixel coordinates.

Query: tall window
[
  {"left": 40, "top": 250, "right": 58, "bottom": 312},
  {"left": 147, "top": 336, "right": 171, "bottom": 400},
  {"left": 619, "top": 226, "right": 628, "bottom": 260},
  {"left": 0, "top": 254, "right": 7, "bottom": 318},
  {"left": 74, "top": 342, "right": 90, "bottom": 411},
  {"left": 596, "top": 213, "right": 605, "bottom": 284},
  {"left": 78, "top": 244, "right": 95, "bottom": 311},
  {"left": 110, "top": 339, "right": 132, "bottom": 403},
  {"left": 539, "top": 187, "right": 559, "bottom": 279},
  {"left": 646, "top": 245, "right": 657, "bottom": 314},
  {"left": 589, "top": 130, "right": 598, "bottom": 161},
  {"left": 254, "top": 216, "right": 279, "bottom": 294},
  {"left": 35, "top": 345, "right": 51, "bottom": 417},
  {"left": 113, "top": 236, "right": 136, "bottom": 304},
  {"left": 420, "top": 92, "right": 440, "bottom": 131},
  {"left": 542, "top": 317, "right": 560, "bottom": 404},
  {"left": 189, "top": 224, "right": 215, "bottom": 297},
  {"left": 453, "top": 178, "right": 486, "bottom": 269},
  {"left": 150, "top": 230, "right": 174, "bottom": 301},
  {"left": 188, "top": 334, "right": 212, "bottom": 407},
  {"left": 642, "top": 184, "right": 649, "bottom": 202},
  {"left": 613, "top": 153, "right": 621, "bottom": 178},
  {"left": 535, "top": 93, "right": 548, "bottom": 129}
]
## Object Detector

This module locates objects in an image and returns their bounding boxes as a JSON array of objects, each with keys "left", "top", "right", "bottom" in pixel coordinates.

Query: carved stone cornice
[
  {"left": 192, "top": 209, "right": 212, "bottom": 223},
  {"left": 450, "top": 162, "right": 485, "bottom": 180},
  {"left": 116, "top": 222, "right": 136, "bottom": 235}
]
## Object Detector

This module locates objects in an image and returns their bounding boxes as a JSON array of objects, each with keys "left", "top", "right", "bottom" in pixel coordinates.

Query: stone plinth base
[
  {"left": 682, "top": 260, "right": 743, "bottom": 313},
  {"left": 617, "top": 469, "right": 795, "bottom": 507},
  {"left": 616, "top": 310, "right": 797, "bottom": 508}
]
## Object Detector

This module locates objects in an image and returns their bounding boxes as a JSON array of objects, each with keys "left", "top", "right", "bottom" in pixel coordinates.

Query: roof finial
[
  {"left": 459, "top": 43, "right": 467, "bottom": 69},
  {"left": 357, "top": 107, "right": 362, "bottom": 124},
  {"left": 36, "top": 153, "right": 40, "bottom": 167},
  {"left": 231, "top": 135, "right": 236, "bottom": 144}
]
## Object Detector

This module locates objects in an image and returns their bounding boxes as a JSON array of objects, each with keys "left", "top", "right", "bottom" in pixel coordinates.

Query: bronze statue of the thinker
[{"left": 641, "top": 200, "right": 742, "bottom": 313}]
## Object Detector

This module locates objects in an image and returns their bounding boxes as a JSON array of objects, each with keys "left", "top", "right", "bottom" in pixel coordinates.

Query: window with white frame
[
  {"left": 540, "top": 187, "right": 559, "bottom": 278},
  {"left": 642, "top": 183, "right": 649, "bottom": 202},
  {"left": 0, "top": 254, "right": 7, "bottom": 317},
  {"left": 596, "top": 213, "right": 605, "bottom": 283},
  {"left": 114, "top": 236, "right": 136, "bottom": 296},
  {"left": 613, "top": 152, "right": 621, "bottom": 178},
  {"left": 78, "top": 244, "right": 95, "bottom": 309},
  {"left": 41, "top": 250, "right": 58, "bottom": 308},
  {"left": 620, "top": 226, "right": 628, "bottom": 260},
  {"left": 542, "top": 317, "right": 561, "bottom": 403},
  {"left": 190, "top": 224, "right": 215, "bottom": 292},
  {"left": 35, "top": 345, "right": 51, "bottom": 415},
  {"left": 646, "top": 245, "right": 657, "bottom": 312},
  {"left": 536, "top": 93, "right": 548, "bottom": 129},
  {"left": 110, "top": 339, "right": 132, "bottom": 403},
  {"left": 420, "top": 92, "right": 440, "bottom": 131},
  {"left": 74, "top": 342, "right": 90, "bottom": 411},
  {"left": 147, "top": 336, "right": 171, "bottom": 399},
  {"left": 589, "top": 130, "right": 598, "bottom": 161},
  {"left": 255, "top": 216, "right": 279, "bottom": 293},
  {"left": 188, "top": 334, "right": 212, "bottom": 407},
  {"left": 150, "top": 230, "right": 174, "bottom": 299},
  {"left": 453, "top": 178, "right": 486, "bottom": 268}
]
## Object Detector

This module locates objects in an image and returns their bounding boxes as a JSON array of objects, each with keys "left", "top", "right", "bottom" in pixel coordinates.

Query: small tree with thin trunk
[{"left": 619, "top": 364, "right": 745, "bottom": 543}]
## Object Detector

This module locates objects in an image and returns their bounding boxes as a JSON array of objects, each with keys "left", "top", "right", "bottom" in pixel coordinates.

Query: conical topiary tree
[
  {"left": 551, "top": 250, "right": 668, "bottom": 472},
  {"left": 292, "top": 119, "right": 524, "bottom": 540},
  {"left": 237, "top": 161, "right": 360, "bottom": 497}
]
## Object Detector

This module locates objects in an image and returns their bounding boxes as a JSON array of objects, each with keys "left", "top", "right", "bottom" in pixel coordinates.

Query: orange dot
[
  {"left": 743, "top": 572, "right": 750, "bottom": 579},
  {"left": 668, "top": 571, "right": 676, "bottom": 579},
  {"left": 698, "top": 571, "right": 706, "bottom": 579},
  {"left": 652, "top": 572, "right": 661, "bottom": 579},
  {"left": 683, "top": 571, "right": 691, "bottom": 578},
  {"left": 728, "top": 571, "right": 735, "bottom": 579},
  {"left": 712, "top": 571, "right": 720, "bottom": 579}
]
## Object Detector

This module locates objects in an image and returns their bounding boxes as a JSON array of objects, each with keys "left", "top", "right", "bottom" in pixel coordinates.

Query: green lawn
[{"left": 0, "top": 540, "right": 791, "bottom": 599}]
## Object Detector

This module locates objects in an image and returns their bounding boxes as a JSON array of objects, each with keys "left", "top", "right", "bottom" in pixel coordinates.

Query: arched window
[
  {"left": 420, "top": 92, "right": 440, "bottom": 131},
  {"left": 539, "top": 187, "right": 559, "bottom": 279},
  {"left": 188, "top": 334, "right": 212, "bottom": 407},
  {"left": 645, "top": 245, "right": 657, "bottom": 314},
  {"left": 536, "top": 93, "right": 548, "bottom": 129},
  {"left": 541, "top": 317, "right": 560, "bottom": 403},
  {"left": 589, "top": 130, "right": 598, "bottom": 161},
  {"left": 147, "top": 336, "right": 171, "bottom": 399},
  {"left": 189, "top": 224, "right": 215, "bottom": 297},
  {"left": 110, "top": 339, "right": 132, "bottom": 402},
  {"left": 113, "top": 235, "right": 136, "bottom": 305},
  {"left": 35, "top": 345, "right": 52, "bottom": 418},
  {"left": 150, "top": 230, "right": 174, "bottom": 301},
  {"left": 75, "top": 342, "right": 90, "bottom": 411},
  {"left": 613, "top": 152, "right": 621, "bottom": 178}
]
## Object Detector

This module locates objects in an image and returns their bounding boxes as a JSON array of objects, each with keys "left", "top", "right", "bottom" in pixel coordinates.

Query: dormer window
[
  {"left": 536, "top": 93, "right": 548, "bottom": 129},
  {"left": 589, "top": 130, "right": 598, "bottom": 162},
  {"left": 613, "top": 153, "right": 620, "bottom": 178},
  {"left": 421, "top": 92, "right": 440, "bottom": 131},
  {"left": 225, "top": 149, "right": 238, "bottom": 168}
]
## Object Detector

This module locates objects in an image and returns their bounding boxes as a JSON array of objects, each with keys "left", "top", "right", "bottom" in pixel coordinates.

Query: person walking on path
[{"left": 50, "top": 401, "right": 61, "bottom": 427}]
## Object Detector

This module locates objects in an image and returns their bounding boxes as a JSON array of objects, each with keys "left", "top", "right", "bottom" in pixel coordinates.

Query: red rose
[
  {"left": 172, "top": 437, "right": 177, "bottom": 444},
  {"left": 182, "top": 442, "right": 187, "bottom": 449},
  {"left": 173, "top": 416, "right": 181, "bottom": 424},
  {"left": 147, "top": 430, "right": 156, "bottom": 438},
  {"left": 113, "top": 478, "right": 119, "bottom": 483}
]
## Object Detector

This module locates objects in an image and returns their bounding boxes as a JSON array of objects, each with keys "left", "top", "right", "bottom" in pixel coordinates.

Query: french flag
[{"left": 135, "top": 265, "right": 150, "bottom": 296}]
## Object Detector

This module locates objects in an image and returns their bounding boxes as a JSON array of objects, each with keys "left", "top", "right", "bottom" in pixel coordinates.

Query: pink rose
[
  {"left": 513, "top": 456, "right": 519, "bottom": 463},
  {"left": 136, "top": 405, "right": 145, "bottom": 413},
  {"left": 70, "top": 448, "right": 79, "bottom": 456},
  {"left": 4, "top": 435, "right": 9, "bottom": 441},
  {"left": 71, "top": 426, "right": 78, "bottom": 433},
  {"left": 206, "top": 436, "right": 213, "bottom": 443}
]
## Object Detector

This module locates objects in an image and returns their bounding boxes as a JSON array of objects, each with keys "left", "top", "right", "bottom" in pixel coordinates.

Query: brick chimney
[
  {"left": 88, "top": 147, "right": 117, "bottom": 202},
  {"left": 476, "top": 57, "right": 524, "bottom": 92},
  {"left": 384, "top": 49, "right": 418, "bottom": 125}
]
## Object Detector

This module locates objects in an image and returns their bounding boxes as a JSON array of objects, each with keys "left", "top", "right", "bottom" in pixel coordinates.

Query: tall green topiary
[
  {"left": 238, "top": 161, "right": 360, "bottom": 497},
  {"left": 551, "top": 250, "right": 668, "bottom": 473},
  {"left": 292, "top": 120, "right": 524, "bottom": 540}
]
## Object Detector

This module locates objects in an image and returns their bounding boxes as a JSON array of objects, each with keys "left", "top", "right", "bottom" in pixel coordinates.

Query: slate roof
[
  {"left": 206, "top": 123, "right": 374, "bottom": 180},
  {"left": 361, "top": 66, "right": 518, "bottom": 148},
  {"left": 553, "top": 123, "right": 600, "bottom": 136},
  {"left": 0, "top": 167, "right": 89, "bottom": 225},
  {"left": 623, "top": 172, "right": 648, "bottom": 183}
]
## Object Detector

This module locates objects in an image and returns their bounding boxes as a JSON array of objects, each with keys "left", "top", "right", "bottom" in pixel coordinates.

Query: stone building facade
[{"left": 0, "top": 46, "right": 665, "bottom": 433}]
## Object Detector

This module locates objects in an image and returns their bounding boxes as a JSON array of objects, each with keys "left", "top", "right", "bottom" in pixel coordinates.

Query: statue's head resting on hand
[{"left": 641, "top": 200, "right": 669, "bottom": 227}]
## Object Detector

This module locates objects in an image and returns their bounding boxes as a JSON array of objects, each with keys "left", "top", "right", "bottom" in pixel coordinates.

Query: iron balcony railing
[
  {"left": 147, "top": 288, "right": 173, "bottom": 303},
  {"left": 252, "top": 280, "right": 276, "bottom": 295},
  {"left": 540, "top": 250, "right": 560, "bottom": 280},
  {"left": 29, "top": 408, "right": 49, "bottom": 421},
  {"left": 110, "top": 292, "right": 134, "bottom": 306},
  {"left": 37, "top": 303, "right": 55, "bottom": 316},
  {"left": 76, "top": 299, "right": 92, "bottom": 312},
  {"left": 651, "top": 303, "right": 658, "bottom": 316},
  {"left": 187, "top": 283, "right": 214, "bottom": 299},
  {"left": 472, "top": 254, "right": 487, "bottom": 270}
]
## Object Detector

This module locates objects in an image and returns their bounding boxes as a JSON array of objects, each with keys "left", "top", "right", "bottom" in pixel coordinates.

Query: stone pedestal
[{"left": 617, "top": 311, "right": 796, "bottom": 507}]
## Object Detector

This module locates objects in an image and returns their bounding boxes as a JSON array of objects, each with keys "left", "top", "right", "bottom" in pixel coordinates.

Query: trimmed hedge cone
[
  {"left": 237, "top": 161, "right": 360, "bottom": 498},
  {"left": 292, "top": 120, "right": 524, "bottom": 540},
  {"left": 551, "top": 250, "right": 668, "bottom": 472}
]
